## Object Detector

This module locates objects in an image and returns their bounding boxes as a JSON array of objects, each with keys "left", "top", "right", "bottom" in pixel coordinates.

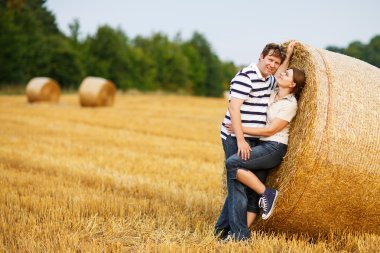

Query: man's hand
[
  {"left": 225, "top": 123, "right": 234, "bottom": 134},
  {"left": 226, "top": 123, "right": 251, "bottom": 159},
  {"left": 238, "top": 139, "right": 251, "bottom": 160}
]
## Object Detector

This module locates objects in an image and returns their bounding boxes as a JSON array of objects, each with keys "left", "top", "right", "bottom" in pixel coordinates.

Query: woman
[{"left": 224, "top": 67, "right": 306, "bottom": 239}]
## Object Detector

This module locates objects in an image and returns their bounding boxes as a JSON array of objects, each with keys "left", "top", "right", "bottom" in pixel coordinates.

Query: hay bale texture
[
  {"left": 25, "top": 77, "right": 60, "bottom": 103},
  {"left": 256, "top": 43, "right": 380, "bottom": 235},
  {"left": 79, "top": 77, "right": 116, "bottom": 107}
]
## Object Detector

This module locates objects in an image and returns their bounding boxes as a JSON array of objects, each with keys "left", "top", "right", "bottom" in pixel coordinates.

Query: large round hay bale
[
  {"left": 256, "top": 43, "right": 380, "bottom": 235},
  {"left": 25, "top": 77, "right": 60, "bottom": 103},
  {"left": 79, "top": 77, "right": 116, "bottom": 107}
]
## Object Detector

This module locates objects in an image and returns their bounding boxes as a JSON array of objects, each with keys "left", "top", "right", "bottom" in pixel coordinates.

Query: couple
[{"left": 215, "top": 41, "right": 306, "bottom": 241}]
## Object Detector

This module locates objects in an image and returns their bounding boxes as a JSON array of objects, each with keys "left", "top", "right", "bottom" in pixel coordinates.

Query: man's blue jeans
[
  {"left": 215, "top": 138, "right": 287, "bottom": 240},
  {"left": 215, "top": 135, "right": 261, "bottom": 239}
]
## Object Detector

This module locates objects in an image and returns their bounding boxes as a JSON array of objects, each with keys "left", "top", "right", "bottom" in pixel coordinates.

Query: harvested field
[{"left": 0, "top": 94, "right": 379, "bottom": 252}]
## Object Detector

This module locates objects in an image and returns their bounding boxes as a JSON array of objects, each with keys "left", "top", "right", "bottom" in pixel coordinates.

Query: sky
[{"left": 46, "top": 0, "right": 380, "bottom": 66}]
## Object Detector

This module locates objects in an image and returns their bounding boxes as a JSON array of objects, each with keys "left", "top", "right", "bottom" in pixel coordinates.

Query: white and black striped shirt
[{"left": 220, "top": 63, "right": 276, "bottom": 140}]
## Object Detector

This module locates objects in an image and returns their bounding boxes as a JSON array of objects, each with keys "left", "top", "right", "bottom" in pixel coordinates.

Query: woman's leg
[
  {"left": 246, "top": 170, "right": 268, "bottom": 227},
  {"left": 225, "top": 141, "right": 286, "bottom": 195},
  {"left": 247, "top": 212, "right": 257, "bottom": 227},
  {"left": 226, "top": 141, "right": 287, "bottom": 220},
  {"left": 237, "top": 169, "right": 265, "bottom": 195}
]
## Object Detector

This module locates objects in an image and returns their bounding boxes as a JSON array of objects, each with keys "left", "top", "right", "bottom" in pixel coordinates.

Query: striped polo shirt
[{"left": 220, "top": 63, "right": 276, "bottom": 140}]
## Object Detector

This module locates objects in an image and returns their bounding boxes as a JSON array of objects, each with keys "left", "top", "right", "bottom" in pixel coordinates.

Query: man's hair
[
  {"left": 261, "top": 43, "right": 286, "bottom": 63},
  {"left": 290, "top": 67, "right": 306, "bottom": 99}
]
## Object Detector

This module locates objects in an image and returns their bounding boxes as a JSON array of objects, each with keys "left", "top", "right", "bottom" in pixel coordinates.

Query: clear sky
[{"left": 46, "top": 0, "right": 380, "bottom": 66}]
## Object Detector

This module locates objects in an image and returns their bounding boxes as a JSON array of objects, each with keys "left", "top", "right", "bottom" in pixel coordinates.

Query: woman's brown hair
[{"left": 290, "top": 67, "right": 306, "bottom": 99}]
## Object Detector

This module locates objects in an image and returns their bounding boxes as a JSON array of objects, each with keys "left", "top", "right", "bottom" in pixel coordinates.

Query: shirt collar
[
  {"left": 270, "top": 89, "right": 295, "bottom": 102},
  {"left": 252, "top": 63, "right": 266, "bottom": 81}
]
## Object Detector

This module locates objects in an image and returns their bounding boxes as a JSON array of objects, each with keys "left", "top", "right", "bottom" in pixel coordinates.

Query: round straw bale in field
[
  {"left": 79, "top": 77, "right": 116, "bottom": 107},
  {"left": 25, "top": 77, "right": 60, "bottom": 103},
  {"left": 251, "top": 43, "right": 380, "bottom": 235}
]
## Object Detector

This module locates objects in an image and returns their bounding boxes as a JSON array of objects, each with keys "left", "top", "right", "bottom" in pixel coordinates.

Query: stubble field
[{"left": 0, "top": 94, "right": 379, "bottom": 252}]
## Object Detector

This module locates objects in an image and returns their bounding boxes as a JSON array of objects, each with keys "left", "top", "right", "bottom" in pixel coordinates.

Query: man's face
[{"left": 257, "top": 50, "right": 282, "bottom": 77}]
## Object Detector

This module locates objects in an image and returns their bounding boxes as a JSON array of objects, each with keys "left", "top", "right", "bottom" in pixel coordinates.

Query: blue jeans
[
  {"left": 216, "top": 139, "right": 287, "bottom": 240},
  {"left": 215, "top": 135, "right": 262, "bottom": 239},
  {"left": 226, "top": 141, "right": 288, "bottom": 180}
]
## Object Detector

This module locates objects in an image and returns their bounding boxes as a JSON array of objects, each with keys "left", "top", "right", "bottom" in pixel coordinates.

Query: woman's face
[{"left": 277, "top": 69, "right": 294, "bottom": 87}]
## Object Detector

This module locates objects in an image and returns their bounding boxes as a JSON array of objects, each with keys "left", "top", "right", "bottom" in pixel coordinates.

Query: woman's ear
[{"left": 291, "top": 82, "right": 297, "bottom": 88}]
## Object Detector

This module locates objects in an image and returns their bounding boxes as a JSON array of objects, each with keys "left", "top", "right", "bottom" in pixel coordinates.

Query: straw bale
[
  {"left": 25, "top": 77, "right": 60, "bottom": 103},
  {"left": 79, "top": 77, "right": 116, "bottom": 107},
  {"left": 251, "top": 42, "right": 380, "bottom": 236}
]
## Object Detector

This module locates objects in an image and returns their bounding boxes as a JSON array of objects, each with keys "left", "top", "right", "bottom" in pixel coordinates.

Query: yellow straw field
[{"left": 0, "top": 94, "right": 379, "bottom": 252}]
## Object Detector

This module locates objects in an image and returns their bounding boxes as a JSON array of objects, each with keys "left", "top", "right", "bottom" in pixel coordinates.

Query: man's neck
[{"left": 256, "top": 64, "right": 268, "bottom": 79}]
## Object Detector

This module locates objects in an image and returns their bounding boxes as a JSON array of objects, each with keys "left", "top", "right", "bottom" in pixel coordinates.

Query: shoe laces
[{"left": 258, "top": 196, "right": 268, "bottom": 212}]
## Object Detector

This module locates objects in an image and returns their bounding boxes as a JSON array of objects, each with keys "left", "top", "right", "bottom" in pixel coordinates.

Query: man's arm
[
  {"left": 229, "top": 97, "right": 251, "bottom": 160},
  {"left": 274, "top": 41, "right": 298, "bottom": 80}
]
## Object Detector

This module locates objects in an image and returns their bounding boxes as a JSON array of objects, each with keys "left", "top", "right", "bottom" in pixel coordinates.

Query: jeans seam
[{"left": 242, "top": 147, "right": 283, "bottom": 166}]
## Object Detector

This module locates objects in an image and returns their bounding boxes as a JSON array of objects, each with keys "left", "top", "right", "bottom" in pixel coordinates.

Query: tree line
[
  {"left": 1, "top": 0, "right": 378, "bottom": 97},
  {"left": 327, "top": 35, "right": 380, "bottom": 68},
  {"left": 0, "top": 0, "right": 237, "bottom": 97}
]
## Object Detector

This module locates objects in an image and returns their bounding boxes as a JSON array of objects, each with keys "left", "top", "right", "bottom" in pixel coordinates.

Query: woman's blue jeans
[{"left": 215, "top": 137, "right": 287, "bottom": 240}]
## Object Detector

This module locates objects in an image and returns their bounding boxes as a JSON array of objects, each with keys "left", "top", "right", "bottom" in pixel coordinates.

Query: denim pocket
[{"left": 265, "top": 141, "right": 287, "bottom": 155}]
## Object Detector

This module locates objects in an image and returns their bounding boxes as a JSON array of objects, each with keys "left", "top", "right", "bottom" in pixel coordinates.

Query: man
[{"left": 215, "top": 42, "right": 296, "bottom": 241}]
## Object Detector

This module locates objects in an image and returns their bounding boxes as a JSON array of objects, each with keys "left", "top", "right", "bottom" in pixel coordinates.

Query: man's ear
[{"left": 259, "top": 54, "right": 264, "bottom": 61}]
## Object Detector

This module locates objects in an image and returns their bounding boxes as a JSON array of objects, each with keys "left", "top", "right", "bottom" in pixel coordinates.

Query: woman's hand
[
  {"left": 225, "top": 123, "right": 234, "bottom": 133},
  {"left": 286, "top": 40, "right": 298, "bottom": 59}
]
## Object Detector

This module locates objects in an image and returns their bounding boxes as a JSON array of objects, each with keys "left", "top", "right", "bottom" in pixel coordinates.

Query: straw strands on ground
[
  {"left": 25, "top": 77, "right": 60, "bottom": 103},
  {"left": 79, "top": 77, "right": 116, "bottom": 107},
  {"left": 257, "top": 43, "right": 380, "bottom": 235},
  {"left": 0, "top": 93, "right": 379, "bottom": 251}
]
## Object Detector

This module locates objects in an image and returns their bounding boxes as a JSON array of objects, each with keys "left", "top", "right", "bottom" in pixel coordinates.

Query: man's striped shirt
[{"left": 220, "top": 63, "right": 276, "bottom": 140}]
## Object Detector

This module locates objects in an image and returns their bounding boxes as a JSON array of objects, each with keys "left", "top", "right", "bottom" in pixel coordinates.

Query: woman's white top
[{"left": 259, "top": 91, "right": 298, "bottom": 145}]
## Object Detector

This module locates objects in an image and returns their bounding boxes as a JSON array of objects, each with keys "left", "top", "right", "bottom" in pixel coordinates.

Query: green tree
[
  {"left": 366, "top": 35, "right": 380, "bottom": 67},
  {"left": 186, "top": 32, "right": 224, "bottom": 97},
  {"left": 326, "top": 34, "right": 380, "bottom": 68},
  {"left": 83, "top": 25, "right": 133, "bottom": 90},
  {"left": 181, "top": 41, "right": 207, "bottom": 95},
  {"left": 221, "top": 61, "right": 238, "bottom": 91},
  {"left": 345, "top": 41, "right": 367, "bottom": 60},
  {"left": 0, "top": 0, "right": 238, "bottom": 96},
  {"left": 0, "top": 0, "right": 68, "bottom": 85},
  {"left": 134, "top": 33, "right": 190, "bottom": 92},
  {"left": 326, "top": 46, "right": 345, "bottom": 54}
]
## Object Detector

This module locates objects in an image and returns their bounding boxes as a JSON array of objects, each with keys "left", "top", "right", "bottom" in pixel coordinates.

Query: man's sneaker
[
  {"left": 258, "top": 188, "right": 279, "bottom": 220},
  {"left": 214, "top": 228, "right": 230, "bottom": 241},
  {"left": 221, "top": 231, "right": 232, "bottom": 243}
]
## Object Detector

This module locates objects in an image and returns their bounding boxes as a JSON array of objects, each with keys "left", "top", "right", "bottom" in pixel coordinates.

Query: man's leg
[
  {"left": 225, "top": 156, "right": 251, "bottom": 240},
  {"left": 214, "top": 136, "right": 238, "bottom": 238}
]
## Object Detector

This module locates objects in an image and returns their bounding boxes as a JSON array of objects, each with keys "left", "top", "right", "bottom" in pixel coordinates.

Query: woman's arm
[
  {"left": 274, "top": 41, "right": 297, "bottom": 80},
  {"left": 226, "top": 118, "right": 289, "bottom": 137}
]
